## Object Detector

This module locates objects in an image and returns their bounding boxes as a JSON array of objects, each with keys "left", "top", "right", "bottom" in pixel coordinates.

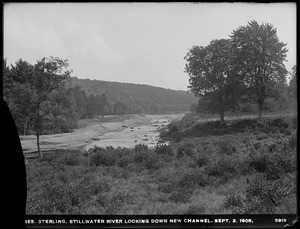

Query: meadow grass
[{"left": 25, "top": 114, "right": 297, "bottom": 214}]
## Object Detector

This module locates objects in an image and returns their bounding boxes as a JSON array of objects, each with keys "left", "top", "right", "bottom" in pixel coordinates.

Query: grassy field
[{"left": 25, "top": 113, "right": 297, "bottom": 214}]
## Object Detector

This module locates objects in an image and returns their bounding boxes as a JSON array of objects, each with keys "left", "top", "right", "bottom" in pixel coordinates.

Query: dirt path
[{"left": 21, "top": 113, "right": 184, "bottom": 158}]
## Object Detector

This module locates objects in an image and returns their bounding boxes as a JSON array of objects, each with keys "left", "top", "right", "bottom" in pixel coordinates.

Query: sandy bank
[{"left": 21, "top": 113, "right": 184, "bottom": 157}]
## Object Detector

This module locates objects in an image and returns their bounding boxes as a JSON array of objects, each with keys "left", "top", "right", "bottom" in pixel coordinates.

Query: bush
[
  {"left": 248, "top": 152, "right": 268, "bottom": 173},
  {"left": 117, "top": 154, "right": 134, "bottom": 168},
  {"left": 61, "top": 151, "right": 82, "bottom": 166},
  {"left": 38, "top": 182, "right": 86, "bottom": 214},
  {"left": 178, "top": 171, "right": 208, "bottom": 188},
  {"left": 177, "top": 144, "right": 196, "bottom": 158},
  {"left": 133, "top": 148, "right": 160, "bottom": 170},
  {"left": 89, "top": 180, "right": 111, "bottom": 195},
  {"left": 248, "top": 140, "right": 296, "bottom": 180},
  {"left": 143, "top": 151, "right": 160, "bottom": 170},
  {"left": 224, "top": 194, "right": 245, "bottom": 210},
  {"left": 217, "top": 141, "right": 237, "bottom": 155},
  {"left": 134, "top": 144, "right": 149, "bottom": 152},
  {"left": 287, "top": 134, "right": 297, "bottom": 149},
  {"left": 168, "top": 187, "right": 193, "bottom": 203},
  {"left": 90, "top": 147, "right": 116, "bottom": 167},
  {"left": 195, "top": 155, "right": 209, "bottom": 168},
  {"left": 244, "top": 175, "right": 296, "bottom": 213},
  {"left": 224, "top": 174, "right": 297, "bottom": 214},
  {"left": 155, "top": 144, "right": 173, "bottom": 157},
  {"left": 157, "top": 182, "right": 175, "bottom": 194},
  {"left": 105, "top": 191, "right": 131, "bottom": 214},
  {"left": 205, "top": 157, "right": 239, "bottom": 183}
]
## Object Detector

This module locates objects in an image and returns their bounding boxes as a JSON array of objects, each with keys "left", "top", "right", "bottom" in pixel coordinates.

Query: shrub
[
  {"left": 90, "top": 147, "right": 116, "bottom": 166},
  {"left": 26, "top": 191, "right": 52, "bottom": 214},
  {"left": 61, "top": 151, "right": 82, "bottom": 166},
  {"left": 217, "top": 141, "right": 237, "bottom": 155},
  {"left": 110, "top": 166, "right": 131, "bottom": 179},
  {"left": 155, "top": 144, "right": 173, "bottom": 157},
  {"left": 157, "top": 182, "right": 175, "bottom": 194},
  {"left": 38, "top": 182, "right": 86, "bottom": 214},
  {"left": 89, "top": 180, "right": 111, "bottom": 195},
  {"left": 224, "top": 174, "right": 297, "bottom": 214},
  {"left": 96, "top": 194, "right": 109, "bottom": 207},
  {"left": 143, "top": 151, "right": 160, "bottom": 170},
  {"left": 287, "top": 134, "right": 297, "bottom": 149},
  {"left": 105, "top": 191, "right": 131, "bottom": 214},
  {"left": 195, "top": 155, "right": 209, "bottom": 168},
  {"left": 248, "top": 152, "right": 268, "bottom": 173},
  {"left": 247, "top": 140, "right": 296, "bottom": 180},
  {"left": 134, "top": 144, "right": 148, "bottom": 152},
  {"left": 244, "top": 175, "right": 295, "bottom": 213},
  {"left": 269, "top": 118, "right": 289, "bottom": 129},
  {"left": 133, "top": 148, "right": 160, "bottom": 171},
  {"left": 117, "top": 154, "right": 134, "bottom": 168},
  {"left": 205, "top": 157, "right": 238, "bottom": 183},
  {"left": 224, "top": 194, "right": 245, "bottom": 210},
  {"left": 168, "top": 187, "right": 193, "bottom": 203},
  {"left": 177, "top": 144, "right": 196, "bottom": 158},
  {"left": 178, "top": 171, "right": 208, "bottom": 188}
]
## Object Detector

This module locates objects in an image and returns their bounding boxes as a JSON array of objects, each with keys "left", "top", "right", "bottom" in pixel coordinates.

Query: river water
[{"left": 84, "top": 113, "right": 184, "bottom": 150}]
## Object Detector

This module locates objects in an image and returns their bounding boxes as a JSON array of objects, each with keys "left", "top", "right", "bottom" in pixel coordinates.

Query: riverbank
[{"left": 21, "top": 113, "right": 184, "bottom": 158}]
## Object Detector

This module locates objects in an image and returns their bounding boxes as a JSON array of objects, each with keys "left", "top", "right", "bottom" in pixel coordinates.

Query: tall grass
[{"left": 25, "top": 115, "right": 297, "bottom": 214}]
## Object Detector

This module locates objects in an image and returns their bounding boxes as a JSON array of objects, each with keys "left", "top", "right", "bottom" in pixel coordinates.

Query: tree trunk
[
  {"left": 257, "top": 97, "right": 264, "bottom": 120},
  {"left": 37, "top": 131, "right": 42, "bottom": 159},
  {"left": 220, "top": 112, "right": 225, "bottom": 126}
]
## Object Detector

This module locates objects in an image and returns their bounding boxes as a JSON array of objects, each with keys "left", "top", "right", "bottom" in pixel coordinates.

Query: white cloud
[
  {"left": 4, "top": 4, "right": 122, "bottom": 72},
  {"left": 3, "top": 3, "right": 297, "bottom": 90}
]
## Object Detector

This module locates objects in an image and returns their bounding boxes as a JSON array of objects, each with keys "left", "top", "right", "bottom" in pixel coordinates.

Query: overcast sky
[{"left": 3, "top": 2, "right": 296, "bottom": 91}]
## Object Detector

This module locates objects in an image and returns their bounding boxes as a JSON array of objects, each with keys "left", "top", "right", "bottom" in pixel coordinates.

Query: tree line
[
  {"left": 185, "top": 20, "right": 297, "bottom": 124},
  {"left": 3, "top": 56, "right": 196, "bottom": 158},
  {"left": 2, "top": 57, "right": 134, "bottom": 157},
  {"left": 67, "top": 77, "right": 196, "bottom": 114}
]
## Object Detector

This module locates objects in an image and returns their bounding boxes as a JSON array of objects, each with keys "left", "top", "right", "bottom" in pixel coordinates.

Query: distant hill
[{"left": 67, "top": 77, "right": 197, "bottom": 114}]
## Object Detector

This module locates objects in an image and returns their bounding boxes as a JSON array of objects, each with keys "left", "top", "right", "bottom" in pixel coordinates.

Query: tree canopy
[
  {"left": 230, "top": 20, "right": 288, "bottom": 119},
  {"left": 184, "top": 39, "right": 244, "bottom": 124},
  {"left": 185, "top": 20, "right": 290, "bottom": 121}
]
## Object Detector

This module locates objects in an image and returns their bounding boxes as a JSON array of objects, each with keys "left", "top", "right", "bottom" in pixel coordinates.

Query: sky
[{"left": 3, "top": 2, "right": 297, "bottom": 91}]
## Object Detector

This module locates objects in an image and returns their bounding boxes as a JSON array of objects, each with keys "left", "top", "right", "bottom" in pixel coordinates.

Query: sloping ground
[
  {"left": 26, "top": 112, "right": 297, "bottom": 215},
  {"left": 161, "top": 113, "right": 297, "bottom": 142}
]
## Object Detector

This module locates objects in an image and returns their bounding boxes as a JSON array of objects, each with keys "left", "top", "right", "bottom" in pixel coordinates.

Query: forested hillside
[
  {"left": 67, "top": 77, "right": 197, "bottom": 115},
  {"left": 3, "top": 57, "right": 196, "bottom": 139}
]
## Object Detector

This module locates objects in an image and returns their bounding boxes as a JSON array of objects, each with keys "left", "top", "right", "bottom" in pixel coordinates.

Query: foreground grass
[{"left": 26, "top": 114, "right": 297, "bottom": 214}]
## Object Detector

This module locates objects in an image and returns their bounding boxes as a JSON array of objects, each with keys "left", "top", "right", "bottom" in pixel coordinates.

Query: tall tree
[
  {"left": 288, "top": 65, "right": 297, "bottom": 110},
  {"left": 86, "top": 94, "right": 97, "bottom": 118},
  {"left": 99, "top": 93, "right": 109, "bottom": 117},
  {"left": 3, "top": 59, "right": 35, "bottom": 135},
  {"left": 31, "top": 57, "right": 72, "bottom": 158},
  {"left": 114, "top": 101, "right": 127, "bottom": 115},
  {"left": 231, "top": 20, "right": 288, "bottom": 119},
  {"left": 184, "top": 39, "right": 242, "bottom": 124}
]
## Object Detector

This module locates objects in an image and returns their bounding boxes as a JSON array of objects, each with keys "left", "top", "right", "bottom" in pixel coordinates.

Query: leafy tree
[
  {"left": 86, "top": 94, "right": 97, "bottom": 118},
  {"left": 31, "top": 57, "right": 72, "bottom": 158},
  {"left": 289, "top": 65, "right": 297, "bottom": 103},
  {"left": 66, "top": 86, "right": 87, "bottom": 118},
  {"left": 230, "top": 20, "right": 288, "bottom": 119},
  {"left": 114, "top": 101, "right": 127, "bottom": 115},
  {"left": 3, "top": 59, "right": 35, "bottom": 135},
  {"left": 99, "top": 93, "right": 109, "bottom": 117},
  {"left": 184, "top": 39, "right": 243, "bottom": 124}
]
